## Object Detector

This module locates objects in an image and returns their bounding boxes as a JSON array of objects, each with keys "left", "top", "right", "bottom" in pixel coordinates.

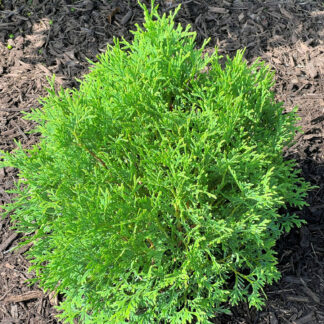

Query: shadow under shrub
[{"left": 1, "top": 2, "right": 310, "bottom": 323}]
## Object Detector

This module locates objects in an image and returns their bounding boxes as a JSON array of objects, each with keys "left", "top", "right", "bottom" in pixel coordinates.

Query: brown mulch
[{"left": 0, "top": 0, "right": 323, "bottom": 323}]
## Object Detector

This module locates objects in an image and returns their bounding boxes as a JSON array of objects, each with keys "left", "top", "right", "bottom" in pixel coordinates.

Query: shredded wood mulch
[{"left": 0, "top": 0, "right": 323, "bottom": 323}]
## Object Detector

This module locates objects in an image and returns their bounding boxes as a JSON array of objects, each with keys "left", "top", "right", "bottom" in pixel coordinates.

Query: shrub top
[{"left": 1, "top": 2, "right": 310, "bottom": 323}]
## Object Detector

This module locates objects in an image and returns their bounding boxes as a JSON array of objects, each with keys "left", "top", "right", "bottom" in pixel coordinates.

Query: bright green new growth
[{"left": 1, "top": 2, "right": 310, "bottom": 323}]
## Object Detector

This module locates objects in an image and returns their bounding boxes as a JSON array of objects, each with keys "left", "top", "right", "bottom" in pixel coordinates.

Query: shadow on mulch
[{"left": 0, "top": 0, "right": 323, "bottom": 323}]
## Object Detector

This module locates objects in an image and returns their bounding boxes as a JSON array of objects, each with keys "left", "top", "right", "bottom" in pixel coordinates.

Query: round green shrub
[{"left": 1, "top": 2, "right": 310, "bottom": 323}]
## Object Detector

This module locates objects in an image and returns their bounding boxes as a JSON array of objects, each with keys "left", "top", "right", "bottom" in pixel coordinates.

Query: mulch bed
[{"left": 0, "top": 0, "right": 323, "bottom": 323}]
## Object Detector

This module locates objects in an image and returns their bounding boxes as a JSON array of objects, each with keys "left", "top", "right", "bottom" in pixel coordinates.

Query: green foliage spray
[{"left": 1, "top": 1, "right": 310, "bottom": 323}]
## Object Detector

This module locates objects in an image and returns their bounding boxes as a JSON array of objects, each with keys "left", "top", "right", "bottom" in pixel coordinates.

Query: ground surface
[{"left": 0, "top": 0, "right": 323, "bottom": 323}]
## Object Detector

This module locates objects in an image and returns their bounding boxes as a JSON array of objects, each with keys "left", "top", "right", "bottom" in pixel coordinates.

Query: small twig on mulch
[{"left": 2, "top": 291, "right": 43, "bottom": 304}]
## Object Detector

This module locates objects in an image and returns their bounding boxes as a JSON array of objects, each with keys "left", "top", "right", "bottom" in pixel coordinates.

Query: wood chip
[
  {"left": 11, "top": 120, "right": 28, "bottom": 141},
  {"left": 10, "top": 304, "right": 18, "bottom": 318},
  {"left": 300, "top": 277, "right": 320, "bottom": 304},
  {"left": 280, "top": 7, "right": 294, "bottom": 20},
  {"left": 4, "top": 291, "right": 43, "bottom": 303},
  {"left": 0, "top": 168, "right": 5, "bottom": 179},
  {"left": 297, "top": 42, "right": 310, "bottom": 54},
  {"left": 164, "top": 0, "right": 175, "bottom": 7},
  {"left": 305, "top": 62, "right": 318, "bottom": 78},
  {"left": 121, "top": 10, "right": 132, "bottom": 25},
  {"left": 15, "top": 242, "right": 33, "bottom": 255},
  {"left": 0, "top": 23, "right": 17, "bottom": 27},
  {"left": 36, "top": 63, "right": 52, "bottom": 77},
  {"left": 4, "top": 263, "right": 15, "bottom": 270},
  {"left": 0, "top": 319, "right": 20, "bottom": 324},
  {"left": 208, "top": 7, "right": 228, "bottom": 14},
  {"left": 0, "top": 107, "right": 31, "bottom": 112},
  {"left": 286, "top": 295, "right": 310, "bottom": 303},
  {"left": 310, "top": 10, "right": 324, "bottom": 17},
  {"left": 238, "top": 12, "right": 245, "bottom": 21},
  {"left": 0, "top": 233, "right": 19, "bottom": 253},
  {"left": 107, "top": 7, "right": 120, "bottom": 24},
  {"left": 232, "top": 0, "right": 247, "bottom": 9},
  {"left": 269, "top": 312, "right": 278, "bottom": 324},
  {"left": 294, "top": 312, "right": 315, "bottom": 324},
  {"left": 48, "top": 290, "right": 59, "bottom": 306}
]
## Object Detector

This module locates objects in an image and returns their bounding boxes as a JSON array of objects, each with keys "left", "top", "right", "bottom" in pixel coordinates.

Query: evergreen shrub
[{"left": 1, "top": 2, "right": 310, "bottom": 323}]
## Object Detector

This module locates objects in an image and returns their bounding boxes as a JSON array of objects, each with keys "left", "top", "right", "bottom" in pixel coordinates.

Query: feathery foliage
[{"left": 1, "top": 1, "right": 310, "bottom": 323}]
